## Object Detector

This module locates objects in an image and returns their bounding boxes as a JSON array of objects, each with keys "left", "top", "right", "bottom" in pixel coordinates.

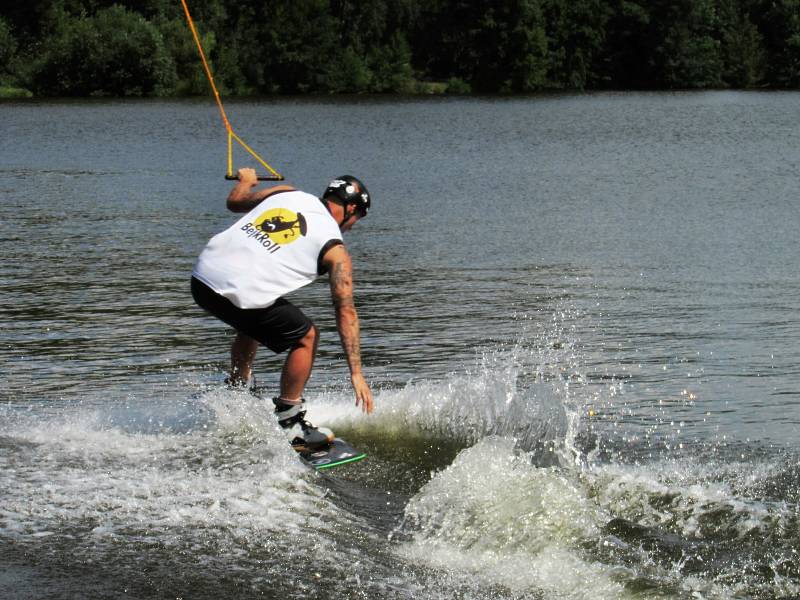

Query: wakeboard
[{"left": 298, "top": 438, "right": 367, "bottom": 470}]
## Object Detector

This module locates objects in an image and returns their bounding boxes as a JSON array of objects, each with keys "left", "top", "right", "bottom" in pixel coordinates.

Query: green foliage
[
  {"left": 328, "top": 48, "right": 372, "bottom": 92},
  {"left": 543, "top": 0, "right": 612, "bottom": 89},
  {"left": 32, "top": 5, "right": 176, "bottom": 96},
  {"left": 759, "top": 0, "right": 800, "bottom": 87},
  {"left": 368, "top": 33, "right": 415, "bottom": 92},
  {"left": 154, "top": 17, "right": 213, "bottom": 95},
  {"left": 412, "top": 0, "right": 549, "bottom": 92},
  {"left": 0, "top": 85, "right": 33, "bottom": 98},
  {"left": 718, "top": 0, "right": 765, "bottom": 87},
  {"left": 0, "top": 17, "right": 15, "bottom": 68},
  {"left": 248, "top": 0, "right": 340, "bottom": 93},
  {"left": 594, "top": 0, "right": 654, "bottom": 88},
  {"left": 657, "top": 0, "right": 723, "bottom": 88},
  {"left": 445, "top": 77, "right": 472, "bottom": 94},
  {"left": 0, "top": 17, "right": 17, "bottom": 86},
  {"left": 0, "top": 0, "right": 798, "bottom": 95}
]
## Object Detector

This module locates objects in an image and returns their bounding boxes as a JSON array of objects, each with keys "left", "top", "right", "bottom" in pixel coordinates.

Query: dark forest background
[{"left": 1, "top": 0, "right": 798, "bottom": 97}]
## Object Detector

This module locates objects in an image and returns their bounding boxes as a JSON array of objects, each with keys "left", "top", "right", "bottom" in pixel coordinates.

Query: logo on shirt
[{"left": 240, "top": 208, "right": 307, "bottom": 253}]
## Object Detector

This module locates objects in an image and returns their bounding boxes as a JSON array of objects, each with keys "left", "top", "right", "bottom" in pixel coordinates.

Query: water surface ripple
[{"left": 1, "top": 92, "right": 799, "bottom": 599}]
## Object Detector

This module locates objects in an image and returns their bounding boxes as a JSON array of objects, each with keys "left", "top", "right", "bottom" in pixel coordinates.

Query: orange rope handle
[
  {"left": 179, "top": 0, "right": 231, "bottom": 133},
  {"left": 179, "top": 0, "right": 284, "bottom": 180},
  {"left": 230, "top": 131, "right": 283, "bottom": 179}
]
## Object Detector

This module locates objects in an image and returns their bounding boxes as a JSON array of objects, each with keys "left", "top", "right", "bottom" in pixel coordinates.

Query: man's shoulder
[{"left": 270, "top": 189, "right": 322, "bottom": 207}]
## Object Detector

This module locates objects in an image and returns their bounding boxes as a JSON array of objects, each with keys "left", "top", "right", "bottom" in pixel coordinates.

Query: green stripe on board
[{"left": 314, "top": 453, "right": 367, "bottom": 470}]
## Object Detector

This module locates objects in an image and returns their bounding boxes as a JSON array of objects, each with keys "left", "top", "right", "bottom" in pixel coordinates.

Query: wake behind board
[{"left": 298, "top": 438, "right": 367, "bottom": 470}]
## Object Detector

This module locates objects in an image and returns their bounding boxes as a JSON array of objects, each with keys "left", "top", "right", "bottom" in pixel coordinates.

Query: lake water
[{"left": 1, "top": 92, "right": 799, "bottom": 599}]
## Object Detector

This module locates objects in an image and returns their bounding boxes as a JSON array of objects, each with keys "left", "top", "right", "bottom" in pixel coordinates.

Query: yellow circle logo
[{"left": 253, "top": 208, "right": 307, "bottom": 245}]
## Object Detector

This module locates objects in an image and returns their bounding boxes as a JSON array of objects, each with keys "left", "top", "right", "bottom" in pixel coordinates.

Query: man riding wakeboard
[{"left": 191, "top": 168, "right": 373, "bottom": 451}]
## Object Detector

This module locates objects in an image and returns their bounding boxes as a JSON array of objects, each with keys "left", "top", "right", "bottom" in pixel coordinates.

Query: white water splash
[
  {"left": 0, "top": 390, "right": 359, "bottom": 562},
  {"left": 396, "top": 437, "right": 630, "bottom": 599}
]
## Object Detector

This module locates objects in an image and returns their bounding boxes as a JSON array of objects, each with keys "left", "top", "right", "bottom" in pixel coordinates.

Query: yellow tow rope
[{"left": 179, "top": 0, "right": 283, "bottom": 181}]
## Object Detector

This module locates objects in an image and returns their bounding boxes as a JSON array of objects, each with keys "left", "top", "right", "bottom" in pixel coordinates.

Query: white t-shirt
[{"left": 193, "top": 190, "right": 343, "bottom": 309}]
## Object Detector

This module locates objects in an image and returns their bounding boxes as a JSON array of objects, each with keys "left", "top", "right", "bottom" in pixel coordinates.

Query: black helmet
[{"left": 323, "top": 175, "right": 371, "bottom": 217}]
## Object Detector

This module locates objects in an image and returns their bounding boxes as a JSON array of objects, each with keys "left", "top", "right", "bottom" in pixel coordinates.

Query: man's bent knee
[{"left": 296, "top": 324, "right": 318, "bottom": 349}]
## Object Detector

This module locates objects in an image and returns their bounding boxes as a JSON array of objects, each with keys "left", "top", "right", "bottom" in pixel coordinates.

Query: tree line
[{"left": 1, "top": 0, "right": 798, "bottom": 97}]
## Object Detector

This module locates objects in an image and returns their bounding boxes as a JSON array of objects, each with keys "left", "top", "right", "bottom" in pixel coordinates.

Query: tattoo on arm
[
  {"left": 331, "top": 261, "right": 354, "bottom": 306},
  {"left": 330, "top": 258, "right": 362, "bottom": 373}
]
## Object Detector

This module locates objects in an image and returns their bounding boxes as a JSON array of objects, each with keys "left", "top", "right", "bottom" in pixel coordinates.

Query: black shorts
[{"left": 191, "top": 277, "right": 313, "bottom": 353}]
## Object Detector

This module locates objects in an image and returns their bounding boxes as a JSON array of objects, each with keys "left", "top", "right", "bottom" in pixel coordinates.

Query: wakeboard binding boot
[{"left": 272, "top": 398, "right": 334, "bottom": 453}]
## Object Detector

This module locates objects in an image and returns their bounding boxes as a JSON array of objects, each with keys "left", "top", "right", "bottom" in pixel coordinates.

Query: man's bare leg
[
  {"left": 274, "top": 326, "right": 332, "bottom": 449},
  {"left": 279, "top": 325, "right": 319, "bottom": 401},
  {"left": 229, "top": 332, "right": 259, "bottom": 385}
]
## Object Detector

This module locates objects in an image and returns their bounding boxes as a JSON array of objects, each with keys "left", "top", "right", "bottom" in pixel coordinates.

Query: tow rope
[{"left": 179, "top": 0, "right": 284, "bottom": 181}]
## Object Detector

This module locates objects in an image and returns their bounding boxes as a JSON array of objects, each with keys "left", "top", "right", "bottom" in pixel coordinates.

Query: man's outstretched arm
[
  {"left": 226, "top": 168, "right": 295, "bottom": 213},
  {"left": 322, "top": 244, "right": 374, "bottom": 414}
]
